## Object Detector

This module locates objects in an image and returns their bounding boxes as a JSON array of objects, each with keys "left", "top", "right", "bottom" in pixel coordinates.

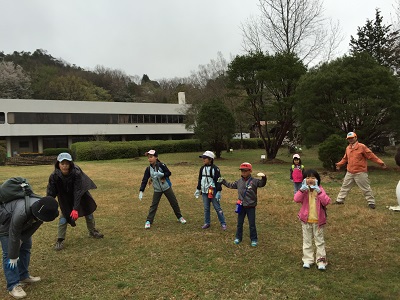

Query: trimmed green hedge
[
  {"left": 69, "top": 138, "right": 263, "bottom": 161},
  {"left": 43, "top": 148, "right": 71, "bottom": 156}
]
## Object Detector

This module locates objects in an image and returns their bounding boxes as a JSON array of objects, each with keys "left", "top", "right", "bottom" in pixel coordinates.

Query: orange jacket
[{"left": 336, "top": 142, "right": 385, "bottom": 174}]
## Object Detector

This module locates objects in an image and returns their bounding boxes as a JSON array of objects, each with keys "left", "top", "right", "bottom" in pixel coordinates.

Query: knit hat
[{"left": 31, "top": 196, "right": 59, "bottom": 222}]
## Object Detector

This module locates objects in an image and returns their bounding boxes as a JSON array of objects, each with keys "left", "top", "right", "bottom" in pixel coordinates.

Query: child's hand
[
  {"left": 217, "top": 177, "right": 224, "bottom": 183},
  {"left": 215, "top": 191, "right": 221, "bottom": 201},
  {"left": 300, "top": 179, "right": 309, "bottom": 192},
  {"left": 257, "top": 172, "right": 266, "bottom": 177},
  {"left": 194, "top": 190, "right": 200, "bottom": 198}
]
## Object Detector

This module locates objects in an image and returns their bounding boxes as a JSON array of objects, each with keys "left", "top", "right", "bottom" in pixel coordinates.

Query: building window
[
  {"left": 19, "top": 141, "right": 29, "bottom": 148},
  {"left": 8, "top": 112, "right": 184, "bottom": 124},
  {"left": 0, "top": 112, "right": 4, "bottom": 124}
]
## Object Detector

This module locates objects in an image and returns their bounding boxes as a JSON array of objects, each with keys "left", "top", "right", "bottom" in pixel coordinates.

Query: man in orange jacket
[{"left": 335, "top": 132, "right": 387, "bottom": 209}]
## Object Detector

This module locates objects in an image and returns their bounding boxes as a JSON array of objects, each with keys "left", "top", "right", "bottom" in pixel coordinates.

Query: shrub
[
  {"left": 43, "top": 148, "right": 70, "bottom": 156},
  {"left": 318, "top": 134, "right": 347, "bottom": 171},
  {"left": 229, "top": 138, "right": 264, "bottom": 149},
  {"left": 71, "top": 141, "right": 139, "bottom": 161}
]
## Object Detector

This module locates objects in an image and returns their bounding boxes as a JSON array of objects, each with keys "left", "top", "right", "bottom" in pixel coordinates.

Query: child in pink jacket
[{"left": 294, "top": 169, "right": 330, "bottom": 271}]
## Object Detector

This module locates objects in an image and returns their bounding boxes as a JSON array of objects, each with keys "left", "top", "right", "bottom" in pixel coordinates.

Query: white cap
[
  {"left": 199, "top": 151, "right": 215, "bottom": 159},
  {"left": 293, "top": 154, "right": 300, "bottom": 159},
  {"left": 57, "top": 152, "right": 72, "bottom": 162}
]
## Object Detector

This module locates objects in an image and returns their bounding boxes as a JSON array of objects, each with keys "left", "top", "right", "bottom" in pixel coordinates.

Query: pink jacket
[{"left": 294, "top": 187, "right": 331, "bottom": 227}]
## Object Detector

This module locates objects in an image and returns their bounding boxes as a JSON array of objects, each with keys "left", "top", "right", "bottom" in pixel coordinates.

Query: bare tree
[{"left": 241, "top": 0, "right": 343, "bottom": 65}]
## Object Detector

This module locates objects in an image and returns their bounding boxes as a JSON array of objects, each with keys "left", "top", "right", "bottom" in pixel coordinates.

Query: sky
[{"left": 0, "top": 0, "right": 397, "bottom": 80}]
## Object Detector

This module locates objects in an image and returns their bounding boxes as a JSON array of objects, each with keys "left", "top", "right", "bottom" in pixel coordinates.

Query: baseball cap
[
  {"left": 346, "top": 132, "right": 357, "bottom": 139},
  {"left": 57, "top": 152, "right": 72, "bottom": 162},
  {"left": 239, "top": 162, "right": 252, "bottom": 170},
  {"left": 145, "top": 149, "right": 158, "bottom": 157},
  {"left": 199, "top": 151, "right": 215, "bottom": 159},
  {"left": 293, "top": 154, "right": 301, "bottom": 159}
]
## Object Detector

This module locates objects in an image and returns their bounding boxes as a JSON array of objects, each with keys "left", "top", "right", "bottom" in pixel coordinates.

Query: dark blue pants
[{"left": 236, "top": 207, "right": 257, "bottom": 242}]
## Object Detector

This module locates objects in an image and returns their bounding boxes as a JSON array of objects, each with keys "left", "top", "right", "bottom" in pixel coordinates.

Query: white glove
[
  {"left": 139, "top": 191, "right": 143, "bottom": 201},
  {"left": 257, "top": 172, "right": 266, "bottom": 177},
  {"left": 194, "top": 190, "right": 200, "bottom": 198},
  {"left": 6, "top": 258, "right": 19, "bottom": 270},
  {"left": 300, "top": 179, "right": 309, "bottom": 192},
  {"left": 310, "top": 179, "right": 321, "bottom": 193}
]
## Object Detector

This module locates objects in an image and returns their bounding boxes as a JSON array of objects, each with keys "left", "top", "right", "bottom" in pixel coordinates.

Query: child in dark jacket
[
  {"left": 219, "top": 162, "right": 266, "bottom": 247},
  {"left": 194, "top": 151, "right": 226, "bottom": 230},
  {"left": 47, "top": 152, "right": 104, "bottom": 251},
  {"left": 294, "top": 169, "right": 330, "bottom": 270},
  {"left": 290, "top": 153, "right": 304, "bottom": 194},
  {"left": 139, "top": 149, "right": 186, "bottom": 229}
]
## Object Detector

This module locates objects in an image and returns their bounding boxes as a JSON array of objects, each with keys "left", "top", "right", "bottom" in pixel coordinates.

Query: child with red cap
[{"left": 218, "top": 162, "right": 266, "bottom": 246}]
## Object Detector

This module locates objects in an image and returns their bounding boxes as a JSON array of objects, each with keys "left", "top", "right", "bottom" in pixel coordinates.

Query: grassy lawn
[{"left": 1, "top": 147, "right": 400, "bottom": 299}]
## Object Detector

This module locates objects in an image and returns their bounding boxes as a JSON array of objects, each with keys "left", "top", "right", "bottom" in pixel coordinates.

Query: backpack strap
[{"left": 21, "top": 182, "right": 30, "bottom": 216}]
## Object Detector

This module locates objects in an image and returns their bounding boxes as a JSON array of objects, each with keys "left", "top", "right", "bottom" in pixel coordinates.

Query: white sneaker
[
  {"left": 9, "top": 284, "right": 27, "bottom": 299},
  {"left": 317, "top": 257, "right": 327, "bottom": 271},
  {"left": 20, "top": 275, "right": 41, "bottom": 284},
  {"left": 303, "top": 263, "right": 311, "bottom": 269},
  {"left": 178, "top": 217, "right": 186, "bottom": 224},
  {"left": 144, "top": 221, "right": 151, "bottom": 229}
]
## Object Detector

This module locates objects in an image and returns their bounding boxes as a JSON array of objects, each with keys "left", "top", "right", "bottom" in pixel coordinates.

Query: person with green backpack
[{"left": 0, "top": 183, "right": 59, "bottom": 299}]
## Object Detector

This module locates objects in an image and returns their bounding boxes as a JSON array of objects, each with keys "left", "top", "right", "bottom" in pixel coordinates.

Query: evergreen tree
[{"left": 350, "top": 9, "right": 400, "bottom": 72}]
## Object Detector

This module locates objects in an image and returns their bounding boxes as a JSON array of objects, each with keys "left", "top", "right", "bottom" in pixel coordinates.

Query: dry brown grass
[{"left": 1, "top": 148, "right": 400, "bottom": 299}]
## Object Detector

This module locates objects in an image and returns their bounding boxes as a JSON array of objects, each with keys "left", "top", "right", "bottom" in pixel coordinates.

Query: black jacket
[{"left": 47, "top": 165, "right": 97, "bottom": 226}]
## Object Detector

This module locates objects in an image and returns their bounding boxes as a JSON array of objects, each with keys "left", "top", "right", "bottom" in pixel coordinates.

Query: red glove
[{"left": 70, "top": 210, "right": 79, "bottom": 221}]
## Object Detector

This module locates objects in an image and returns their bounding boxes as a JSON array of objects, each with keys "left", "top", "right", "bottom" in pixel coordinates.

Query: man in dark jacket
[{"left": 0, "top": 196, "right": 59, "bottom": 299}]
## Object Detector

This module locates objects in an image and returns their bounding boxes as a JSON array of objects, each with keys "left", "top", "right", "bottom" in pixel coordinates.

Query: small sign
[{"left": 261, "top": 155, "right": 266, "bottom": 159}]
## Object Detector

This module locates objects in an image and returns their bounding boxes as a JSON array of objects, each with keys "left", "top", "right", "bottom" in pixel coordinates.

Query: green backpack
[{"left": 0, "top": 177, "right": 33, "bottom": 203}]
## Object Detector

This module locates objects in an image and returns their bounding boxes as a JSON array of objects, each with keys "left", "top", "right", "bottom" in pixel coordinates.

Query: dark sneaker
[
  {"left": 201, "top": 224, "right": 210, "bottom": 229},
  {"left": 54, "top": 239, "right": 64, "bottom": 251},
  {"left": 368, "top": 204, "right": 376, "bottom": 209},
  {"left": 221, "top": 224, "right": 227, "bottom": 231},
  {"left": 89, "top": 229, "right": 104, "bottom": 238},
  {"left": 234, "top": 238, "right": 241, "bottom": 244},
  {"left": 334, "top": 201, "right": 344, "bottom": 205}
]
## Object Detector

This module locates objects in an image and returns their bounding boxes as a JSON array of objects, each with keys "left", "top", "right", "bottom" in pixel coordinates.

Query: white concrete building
[{"left": 0, "top": 99, "right": 192, "bottom": 157}]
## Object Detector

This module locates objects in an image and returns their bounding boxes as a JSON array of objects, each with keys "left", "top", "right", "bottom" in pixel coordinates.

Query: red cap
[{"left": 239, "top": 162, "right": 252, "bottom": 170}]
